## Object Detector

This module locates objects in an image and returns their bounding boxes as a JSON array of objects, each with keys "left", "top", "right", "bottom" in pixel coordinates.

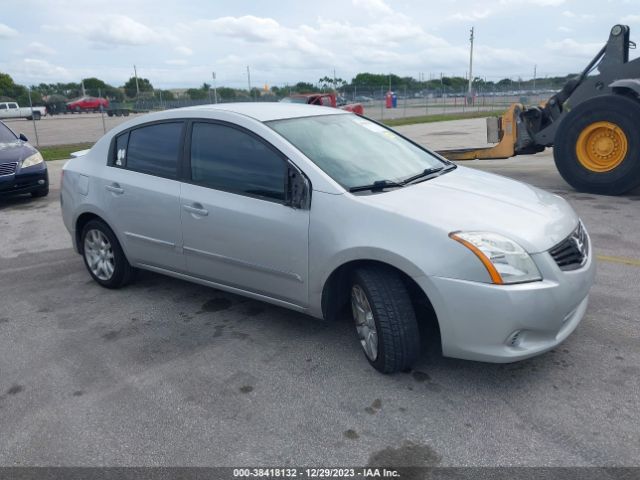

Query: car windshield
[
  {"left": 0, "top": 122, "right": 17, "bottom": 144},
  {"left": 267, "top": 114, "right": 447, "bottom": 190}
]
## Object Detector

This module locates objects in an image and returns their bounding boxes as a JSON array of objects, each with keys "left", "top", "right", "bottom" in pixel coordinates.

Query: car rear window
[{"left": 121, "top": 122, "right": 183, "bottom": 178}]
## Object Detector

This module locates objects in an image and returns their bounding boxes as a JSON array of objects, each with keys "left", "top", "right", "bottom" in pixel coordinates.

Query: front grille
[
  {"left": 0, "top": 162, "right": 18, "bottom": 176},
  {"left": 549, "top": 222, "right": 589, "bottom": 271}
]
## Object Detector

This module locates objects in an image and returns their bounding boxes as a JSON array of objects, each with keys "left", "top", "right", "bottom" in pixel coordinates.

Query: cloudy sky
[{"left": 0, "top": 0, "right": 638, "bottom": 89}]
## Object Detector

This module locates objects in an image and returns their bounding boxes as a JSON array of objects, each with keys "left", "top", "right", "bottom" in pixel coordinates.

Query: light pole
[
  {"left": 247, "top": 66, "right": 252, "bottom": 99},
  {"left": 467, "top": 27, "right": 474, "bottom": 99},
  {"left": 133, "top": 65, "right": 140, "bottom": 98},
  {"left": 212, "top": 71, "right": 218, "bottom": 103}
]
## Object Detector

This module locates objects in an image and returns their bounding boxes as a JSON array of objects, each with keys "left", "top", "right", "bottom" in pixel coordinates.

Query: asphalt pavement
[{"left": 0, "top": 118, "right": 638, "bottom": 467}]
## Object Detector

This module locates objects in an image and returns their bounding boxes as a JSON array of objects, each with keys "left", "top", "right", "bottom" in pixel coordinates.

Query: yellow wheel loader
[{"left": 437, "top": 25, "right": 640, "bottom": 195}]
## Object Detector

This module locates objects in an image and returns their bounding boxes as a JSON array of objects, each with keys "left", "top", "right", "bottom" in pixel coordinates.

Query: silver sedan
[{"left": 60, "top": 103, "right": 595, "bottom": 373}]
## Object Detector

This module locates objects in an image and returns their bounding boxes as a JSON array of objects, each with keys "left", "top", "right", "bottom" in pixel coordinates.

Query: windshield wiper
[
  {"left": 400, "top": 167, "right": 444, "bottom": 185},
  {"left": 349, "top": 179, "right": 404, "bottom": 193},
  {"left": 401, "top": 164, "right": 456, "bottom": 185}
]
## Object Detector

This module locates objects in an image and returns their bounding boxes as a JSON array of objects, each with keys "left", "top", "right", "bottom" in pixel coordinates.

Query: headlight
[
  {"left": 22, "top": 152, "right": 44, "bottom": 168},
  {"left": 449, "top": 231, "right": 542, "bottom": 284}
]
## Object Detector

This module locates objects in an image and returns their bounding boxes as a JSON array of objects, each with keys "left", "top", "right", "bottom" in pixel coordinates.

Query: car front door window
[{"left": 189, "top": 122, "right": 286, "bottom": 201}]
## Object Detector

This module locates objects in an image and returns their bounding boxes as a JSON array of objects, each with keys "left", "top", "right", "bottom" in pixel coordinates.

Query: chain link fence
[{"left": 7, "top": 81, "right": 562, "bottom": 147}]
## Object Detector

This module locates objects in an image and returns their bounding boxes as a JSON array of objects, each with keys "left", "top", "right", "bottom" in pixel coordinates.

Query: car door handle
[
  {"left": 183, "top": 203, "right": 209, "bottom": 216},
  {"left": 105, "top": 183, "right": 124, "bottom": 194}
]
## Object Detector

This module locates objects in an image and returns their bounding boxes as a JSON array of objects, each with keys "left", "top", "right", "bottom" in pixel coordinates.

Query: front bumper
[
  {"left": 0, "top": 162, "right": 48, "bottom": 196},
  {"left": 416, "top": 242, "right": 596, "bottom": 363}
]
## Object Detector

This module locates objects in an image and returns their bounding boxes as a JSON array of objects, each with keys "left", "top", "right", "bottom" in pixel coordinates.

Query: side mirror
[
  {"left": 19, "top": 133, "right": 28, "bottom": 142},
  {"left": 286, "top": 165, "right": 311, "bottom": 209}
]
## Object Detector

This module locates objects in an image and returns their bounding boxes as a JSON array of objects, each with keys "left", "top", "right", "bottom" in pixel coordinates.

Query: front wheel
[
  {"left": 351, "top": 266, "right": 421, "bottom": 373},
  {"left": 553, "top": 94, "right": 640, "bottom": 195},
  {"left": 81, "top": 219, "right": 135, "bottom": 289}
]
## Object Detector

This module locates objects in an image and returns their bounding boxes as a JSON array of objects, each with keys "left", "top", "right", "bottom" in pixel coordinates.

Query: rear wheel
[
  {"left": 81, "top": 219, "right": 135, "bottom": 289},
  {"left": 350, "top": 266, "right": 421, "bottom": 373},
  {"left": 554, "top": 95, "right": 640, "bottom": 195}
]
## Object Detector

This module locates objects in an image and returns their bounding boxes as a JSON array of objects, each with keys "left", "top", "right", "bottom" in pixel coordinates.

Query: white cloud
[
  {"left": 193, "top": 15, "right": 330, "bottom": 59},
  {"left": 196, "top": 15, "right": 283, "bottom": 43},
  {"left": 44, "top": 15, "right": 166, "bottom": 46},
  {"left": 174, "top": 46, "right": 193, "bottom": 56},
  {"left": 557, "top": 26, "right": 572, "bottom": 33},
  {"left": 24, "top": 41, "right": 56, "bottom": 56},
  {"left": 450, "top": 10, "right": 492, "bottom": 21},
  {"left": 562, "top": 10, "right": 595, "bottom": 20},
  {"left": 621, "top": 14, "right": 640, "bottom": 23},
  {"left": 352, "top": 0, "right": 392, "bottom": 15},
  {"left": 500, "top": 0, "right": 565, "bottom": 5},
  {"left": 545, "top": 38, "right": 603, "bottom": 56},
  {"left": 10, "top": 58, "right": 72, "bottom": 80},
  {"left": 0, "top": 23, "right": 18, "bottom": 38},
  {"left": 165, "top": 59, "right": 188, "bottom": 65}
]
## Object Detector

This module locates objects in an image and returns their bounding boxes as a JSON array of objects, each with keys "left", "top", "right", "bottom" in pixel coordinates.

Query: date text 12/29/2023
[{"left": 233, "top": 468, "right": 400, "bottom": 478}]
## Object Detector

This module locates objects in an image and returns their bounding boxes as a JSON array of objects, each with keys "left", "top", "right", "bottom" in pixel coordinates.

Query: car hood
[
  {"left": 360, "top": 166, "right": 578, "bottom": 253},
  {"left": 0, "top": 141, "right": 36, "bottom": 164}
]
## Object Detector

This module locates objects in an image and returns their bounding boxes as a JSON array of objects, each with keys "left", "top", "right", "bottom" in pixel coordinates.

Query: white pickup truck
[{"left": 0, "top": 102, "right": 47, "bottom": 120}]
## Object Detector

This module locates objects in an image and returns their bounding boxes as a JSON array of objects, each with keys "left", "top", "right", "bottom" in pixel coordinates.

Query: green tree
[
  {"left": 156, "top": 89, "right": 175, "bottom": 101},
  {"left": 292, "top": 81, "right": 318, "bottom": 93},
  {"left": 186, "top": 88, "right": 207, "bottom": 100},
  {"left": 0, "top": 72, "right": 18, "bottom": 96},
  {"left": 216, "top": 87, "right": 236, "bottom": 100},
  {"left": 82, "top": 77, "right": 107, "bottom": 94},
  {"left": 123, "top": 77, "right": 153, "bottom": 98}
]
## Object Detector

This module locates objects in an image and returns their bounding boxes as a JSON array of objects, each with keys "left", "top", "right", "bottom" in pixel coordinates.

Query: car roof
[{"left": 177, "top": 102, "right": 348, "bottom": 122}]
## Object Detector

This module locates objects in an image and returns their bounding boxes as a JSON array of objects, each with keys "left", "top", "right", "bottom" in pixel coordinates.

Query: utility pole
[
  {"left": 467, "top": 27, "right": 474, "bottom": 97},
  {"left": 247, "top": 66, "right": 252, "bottom": 99},
  {"left": 133, "top": 65, "right": 140, "bottom": 97},
  {"left": 212, "top": 71, "right": 217, "bottom": 103}
]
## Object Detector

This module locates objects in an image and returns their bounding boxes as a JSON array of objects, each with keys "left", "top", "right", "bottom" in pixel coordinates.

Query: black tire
[
  {"left": 553, "top": 94, "right": 640, "bottom": 195},
  {"left": 31, "top": 186, "right": 48, "bottom": 198},
  {"left": 351, "top": 266, "right": 421, "bottom": 373},
  {"left": 81, "top": 219, "right": 135, "bottom": 289}
]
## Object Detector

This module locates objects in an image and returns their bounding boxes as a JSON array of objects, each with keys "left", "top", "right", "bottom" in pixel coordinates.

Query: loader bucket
[{"left": 436, "top": 104, "right": 522, "bottom": 161}]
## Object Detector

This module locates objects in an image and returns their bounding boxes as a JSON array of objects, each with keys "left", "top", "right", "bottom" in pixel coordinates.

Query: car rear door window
[
  {"left": 189, "top": 122, "right": 286, "bottom": 201},
  {"left": 124, "top": 122, "right": 183, "bottom": 178}
]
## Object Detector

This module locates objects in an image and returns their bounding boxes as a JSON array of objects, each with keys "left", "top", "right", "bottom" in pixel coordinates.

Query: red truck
[{"left": 280, "top": 93, "right": 364, "bottom": 115}]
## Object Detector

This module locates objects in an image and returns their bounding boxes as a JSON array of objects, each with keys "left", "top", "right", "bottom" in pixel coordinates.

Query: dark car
[{"left": 0, "top": 121, "right": 48, "bottom": 198}]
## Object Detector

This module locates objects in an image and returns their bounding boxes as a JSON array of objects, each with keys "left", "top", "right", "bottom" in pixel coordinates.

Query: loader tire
[{"left": 554, "top": 94, "right": 640, "bottom": 195}]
